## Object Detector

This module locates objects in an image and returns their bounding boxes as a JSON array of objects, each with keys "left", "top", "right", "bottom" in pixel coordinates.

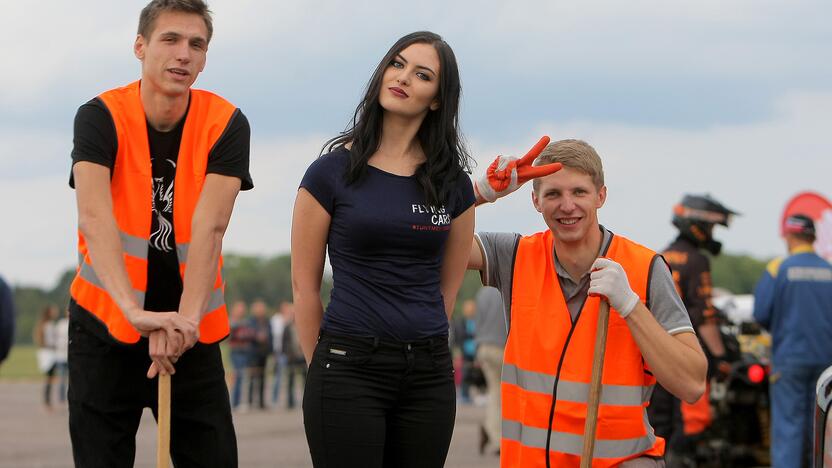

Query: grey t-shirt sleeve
[
  {"left": 475, "top": 232, "right": 520, "bottom": 289},
  {"left": 474, "top": 231, "right": 521, "bottom": 321},
  {"left": 648, "top": 256, "right": 695, "bottom": 335}
]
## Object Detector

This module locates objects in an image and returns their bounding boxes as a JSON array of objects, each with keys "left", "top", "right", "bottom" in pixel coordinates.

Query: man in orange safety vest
[
  {"left": 67, "top": 1, "right": 252, "bottom": 466},
  {"left": 468, "top": 137, "right": 707, "bottom": 467}
]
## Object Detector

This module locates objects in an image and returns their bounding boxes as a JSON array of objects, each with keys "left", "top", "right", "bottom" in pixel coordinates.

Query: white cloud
[
  {"left": 0, "top": 175, "right": 78, "bottom": 288},
  {"left": 3, "top": 91, "right": 831, "bottom": 287},
  {"left": 472, "top": 91, "right": 832, "bottom": 258},
  {"left": 2, "top": 1, "right": 831, "bottom": 287},
  {"left": 3, "top": 0, "right": 830, "bottom": 111},
  {"left": 0, "top": 129, "right": 69, "bottom": 178},
  {"left": 0, "top": 2, "right": 137, "bottom": 106},
  {"left": 223, "top": 135, "right": 327, "bottom": 257}
]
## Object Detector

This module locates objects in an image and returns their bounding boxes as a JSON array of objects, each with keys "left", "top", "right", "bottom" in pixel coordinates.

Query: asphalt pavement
[{"left": 0, "top": 381, "right": 499, "bottom": 467}]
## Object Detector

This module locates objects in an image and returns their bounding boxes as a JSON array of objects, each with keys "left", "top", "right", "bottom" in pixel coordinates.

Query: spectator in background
[
  {"left": 248, "top": 299, "right": 273, "bottom": 410},
  {"left": 453, "top": 299, "right": 478, "bottom": 404},
  {"left": 649, "top": 193, "right": 738, "bottom": 458},
  {"left": 0, "top": 275, "right": 14, "bottom": 365},
  {"left": 228, "top": 301, "right": 253, "bottom": 410},
  {"left": 270, "top": 301, "right": 289, "bottom": 406},
  {"left": 473, "top": 286, "right": 506, "bottom": 456},
  {"left": 54, "top": 308, "right": 70, "bottom": 405},
  {"left": 33, "top": 304, "right": 60, "bottom": 411},
  {"left": 754, "top": 214, "right": 832, "bottom": 468},
  {"left": 281, "top": 304, "right": 305, "bottom": 409}
]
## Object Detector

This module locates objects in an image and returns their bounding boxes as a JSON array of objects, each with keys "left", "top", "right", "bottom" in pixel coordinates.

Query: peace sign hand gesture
[{"left": 474, "top": 136, "right": 562, "bottom": 203}]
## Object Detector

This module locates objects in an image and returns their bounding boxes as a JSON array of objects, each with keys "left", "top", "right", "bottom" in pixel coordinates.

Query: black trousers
[
  {"left": 303, "top": 332, "right": 456, "bottom": 468},
  {"left": 67, "top": 315, "right": 237, "bottom": 468},
  {"left": 647, "top": 383, "right": 683, "bottom": 450}
]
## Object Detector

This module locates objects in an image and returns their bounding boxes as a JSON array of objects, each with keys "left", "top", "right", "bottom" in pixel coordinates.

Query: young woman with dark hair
[{"left": 291, "top": 31, "right": 475, "bottom": 467}]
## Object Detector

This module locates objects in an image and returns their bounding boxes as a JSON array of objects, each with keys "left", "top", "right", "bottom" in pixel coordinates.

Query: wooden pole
[
  {"left": 580, "top": 300, "right": 610, "bottom": 468},
  {"left": 157, "top": 373, "right": 171, "bottom": 468}
]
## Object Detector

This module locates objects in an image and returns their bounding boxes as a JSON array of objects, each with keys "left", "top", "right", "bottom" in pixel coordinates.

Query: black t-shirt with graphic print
[
  {"left": 69, "top": 97, "right": 252, "bottom": 338},
  {"left": 144, "top": 120, "right": 185, "bottom": 312},
  {"left": 300, "top": 147, "right": 475, "bottom": 341}
]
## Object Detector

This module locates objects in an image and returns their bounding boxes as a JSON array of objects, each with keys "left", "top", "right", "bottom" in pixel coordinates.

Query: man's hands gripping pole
[
  {"left": 474, "top": 136, "right": 562, "bottom": 203},
  {"left": 124, "top": 307, "right": 199, "bottom": 378},
  {"left": 588, "top": 258, "right": 641, "bottom": 319}
]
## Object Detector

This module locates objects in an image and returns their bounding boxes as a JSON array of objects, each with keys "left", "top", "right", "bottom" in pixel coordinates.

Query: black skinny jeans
[
  {"left": 303, "top": 332, "right": 456, "bottom": 468},
  {"left": 67, "top": 316, "right": 237, "bottom": 468}
]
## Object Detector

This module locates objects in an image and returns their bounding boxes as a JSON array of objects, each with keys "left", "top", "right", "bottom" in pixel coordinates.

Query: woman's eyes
[{"left": 390, "top": 61, "right": 432, "bottom": 81}]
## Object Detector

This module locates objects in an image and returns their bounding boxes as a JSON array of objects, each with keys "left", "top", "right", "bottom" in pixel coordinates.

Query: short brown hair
[
  {"left": 138, "top": 0, "right": 213, "bottom": 43},
  {"left": 789, "top": 232, "right": 817, "bottom": 244},
  {"left": 532, "top": 139, "right": 604, "bottom": 192}
]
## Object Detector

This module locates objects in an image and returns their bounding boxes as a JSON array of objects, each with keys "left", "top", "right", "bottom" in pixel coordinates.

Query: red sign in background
[{"left": 781, "top": 191, "right": 832, "bottom": 261}]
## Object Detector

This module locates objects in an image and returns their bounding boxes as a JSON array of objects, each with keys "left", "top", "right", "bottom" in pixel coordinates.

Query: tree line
[{"left": 8, "top": 251, "right": 768, "bottom": 345}]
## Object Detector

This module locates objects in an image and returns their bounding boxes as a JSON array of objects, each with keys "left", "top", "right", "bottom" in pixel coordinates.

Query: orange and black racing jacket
[{"left": 662, "top": 236, "right": 717, "bottom": 331}]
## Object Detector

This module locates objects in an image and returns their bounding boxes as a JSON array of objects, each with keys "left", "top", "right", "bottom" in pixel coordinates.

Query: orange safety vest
[
  {"left": 681, "top": 383, "right": 712, "bottom": 435},
  {"left": 501, "top": 230, "right": 665, "bottom": 467},
  {"left": 69, "top": 80, "right": 235, "bottom": 344}
]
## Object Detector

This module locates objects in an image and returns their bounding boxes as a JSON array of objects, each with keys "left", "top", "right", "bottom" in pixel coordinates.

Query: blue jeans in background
[
  {"left": 770, "top": 363, "right": 827, "bottom": 468},
  {"left": 230, "top": 350, "right": 250, "bottom": 408},
  {"left": 271, "top": 353, "right": 287, "bottom": 404}
]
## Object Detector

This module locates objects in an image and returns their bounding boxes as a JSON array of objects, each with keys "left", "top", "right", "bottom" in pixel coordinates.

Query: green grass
[
  {"left": 0, "top": 343, "right": 238, "bottom": 381},
  {"left": 0, "top": 345, "right": 41, "bottom": 380}
]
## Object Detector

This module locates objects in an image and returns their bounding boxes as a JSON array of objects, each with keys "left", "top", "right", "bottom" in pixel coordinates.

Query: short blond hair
[{"left": 532, "top": 139, "right": 604, "bottom": 192}]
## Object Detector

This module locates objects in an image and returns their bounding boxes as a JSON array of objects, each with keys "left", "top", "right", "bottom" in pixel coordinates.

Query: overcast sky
[{"left": 2, "top": 0, "right": 831, "bottom": 287}]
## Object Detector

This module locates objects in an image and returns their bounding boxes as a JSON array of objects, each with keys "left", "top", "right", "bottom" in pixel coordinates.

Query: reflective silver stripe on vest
[
  {"left": 207, "top": 286, "right": 225, "bottom": 312},
  {"left": 502, "top": 363, "right": 650, "bottom": 406},
  {"left": 77, "top": 231, "right": 147, "bottom": 267},
  {"left": 502, "top": 419, "right": 656, "bottom": 459},
  {"left": 109, "top": 231, "right": 188, "bottom": 262},
  {"left": 119, "top": 231, "right": 149, "bottom": 259},
  {"left": 78, "top": 261, "right": 222, "bottom": 314},
  {"left": 78, "top": 262, "right": 145, "bottom": 307},
  {"left": 176, "top": 243, "right": 189, "bottom": 263}
]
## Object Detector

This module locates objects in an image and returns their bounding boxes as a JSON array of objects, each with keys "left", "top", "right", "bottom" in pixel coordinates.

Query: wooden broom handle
[
  {"left": 580, "top": 300, "right": 610, "bottom": 468},
  {"left": 157, "top": 373, "right": 171, "bottom": 468}
]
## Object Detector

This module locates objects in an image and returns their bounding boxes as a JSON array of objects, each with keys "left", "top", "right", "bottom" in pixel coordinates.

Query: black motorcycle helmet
[{"left": 672, "top": 194, "right": 738, "bottom": 255}]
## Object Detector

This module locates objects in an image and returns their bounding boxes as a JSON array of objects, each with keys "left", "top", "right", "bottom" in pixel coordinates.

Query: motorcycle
[{"left": 671, "top": 320, "right": 772, "bottom": 468}]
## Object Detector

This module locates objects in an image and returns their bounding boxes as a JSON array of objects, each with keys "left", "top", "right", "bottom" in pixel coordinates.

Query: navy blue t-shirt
[{"left": 300, "top": 147, "right": 475, "bottom": 340}]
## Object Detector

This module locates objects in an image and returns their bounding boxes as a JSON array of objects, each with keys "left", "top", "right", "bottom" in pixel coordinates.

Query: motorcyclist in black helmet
[
  {"left": 671, "top": 194, "right": 737, "bottom": 256},
  {"left": 648, "top": 194, "right": 739, "bottom": 462}
]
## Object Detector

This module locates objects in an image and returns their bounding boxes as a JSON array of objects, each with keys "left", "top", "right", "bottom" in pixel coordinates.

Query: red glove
[{"left": 474, "top": 136, "right": 562, "bottom": 202}]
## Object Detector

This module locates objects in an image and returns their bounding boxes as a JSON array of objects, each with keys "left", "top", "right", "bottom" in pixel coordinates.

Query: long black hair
[{"left": 323, "top": 31, "right": 472, "bottom": 208}]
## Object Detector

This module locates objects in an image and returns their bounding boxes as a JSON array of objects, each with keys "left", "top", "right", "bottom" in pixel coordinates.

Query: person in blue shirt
[
  {"left": 291, "top": 31, "right": 475, "bottom": 468},
  {"left": 0, "top": 274, "right": 14, "bottom": 365},
  {"left": 453, "top": 299, "right": 479, "bottom": 404},
  {"left": 246, "top": 299, "right": 273, "bottom": 410},
  {"left": 228, "top": 301, "right": 254, "bottom": 410},
  {"left": 753, "top": 213, "right": 832, "bottom": 468}
]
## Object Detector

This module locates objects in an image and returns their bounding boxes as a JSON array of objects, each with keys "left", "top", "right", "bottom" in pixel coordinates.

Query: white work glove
[
  {"left": 474, "top": 136, "right": 560, "bottom": 202},
  {"left": 588, "top": 258, "right": 640, "bottom": 319}
]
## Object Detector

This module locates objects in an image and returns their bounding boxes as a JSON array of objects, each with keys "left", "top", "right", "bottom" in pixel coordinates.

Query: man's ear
[
  {"left": 532, "top": 189, "right": 542, "bottom": 213},
  {"left": 134, "top": 35, "right": 145, "bottom": 61},
  {"left": 597, "top": 185, "right": 607, "bottom": 209}
]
